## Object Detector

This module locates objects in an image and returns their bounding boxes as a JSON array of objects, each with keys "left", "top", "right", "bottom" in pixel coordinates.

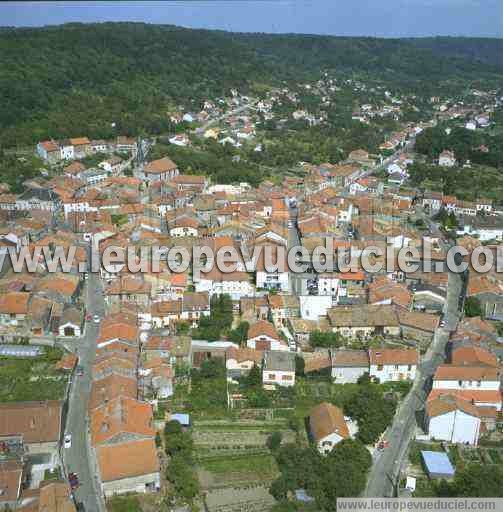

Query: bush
[
  {"left": 464, "top": 296, "right": 482, "bottom": 318},
  {"left": 269, "top": 476, "right": 289, "bottom": 500},
  {"left": 164, "top": 420, "right": 183, "bottom": 435},
  {"left": 267, "top": 431, "right": 283, "bottom": 451}
]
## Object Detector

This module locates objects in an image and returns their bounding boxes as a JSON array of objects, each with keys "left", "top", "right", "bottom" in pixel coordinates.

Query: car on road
[
  {"left": 68, "top": 472, "right": 79, "bottom": 489},
  {"left": 439, "top": 319, "right": 446, "bottom": 328},
  {"left": 85, "top": 313, "right": 92, "bottom": 321},
  {"left": 76, "top": 365, "right": 84, "bottom": 377},
  {"left": 93, "top": 314, "right": 100, "bottom": 323},
  {"left": 64, "top": 433, "right": 72, "bottom": 449}
]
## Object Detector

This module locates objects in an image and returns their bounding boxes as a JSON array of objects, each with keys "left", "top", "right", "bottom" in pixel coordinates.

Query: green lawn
[
  {"left": 107, "top": 495, "right": 142, "bottom": 512},
  {"left": 0, "top": 349, "right": 68, "bottom": 402},
  {"left": 199, "top": 453, "right": 279, "bottom": 478}
]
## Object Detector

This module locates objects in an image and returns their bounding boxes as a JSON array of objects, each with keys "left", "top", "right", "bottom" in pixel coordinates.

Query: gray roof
[{"left": 264, "top": 351, "right": 296, "bottom": 372}]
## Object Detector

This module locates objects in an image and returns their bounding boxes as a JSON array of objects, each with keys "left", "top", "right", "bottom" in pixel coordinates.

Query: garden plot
[
  {"left": 198, "top": 453, "right": 279, "bottom": 489},
  {"left": 204, "top": 485, "right": 276, "bottom": 512}
]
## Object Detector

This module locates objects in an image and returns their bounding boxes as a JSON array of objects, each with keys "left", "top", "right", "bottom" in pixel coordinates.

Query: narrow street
[{"left": 62, "top": 246, "right": 106, "bottom": 512}]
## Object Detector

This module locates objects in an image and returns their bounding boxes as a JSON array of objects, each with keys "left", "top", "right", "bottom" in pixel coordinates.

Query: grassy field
[
  {"left": 107, "top": 495, "right": 142, "bottom": 512},
  {"left": 200, "top": 453, "right": 278, "bottom": 477},
  {"left": 0, "top": 349, "right": 68, "bottom": 402}
]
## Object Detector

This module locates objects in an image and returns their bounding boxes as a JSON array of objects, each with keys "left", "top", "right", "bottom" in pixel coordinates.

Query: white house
[
  {"left": 432, "top": 365, "right": 501, "bottom": 410},
  {"left": 225, "top": 347, "right": 264, "bottom": 379},
  {"left": 142, "top": 157, "right": 179, "bottom": 182},
  {"left": 262, "top": 350, "right": 296, "bottom": 388},
  {"left": 475, "top": 199, "right": 493, "bottom": 213},
  {"left": 91, "top": 140, "right": 109, "bottom": 153},
  {"left": 309, "top": 402, "right": 350, "bottom": 455},
  {"left": 167, "top": 213, "right": 200, "bottom": 237},
  {"left": 98, "top": 156, "right": 123, "bottom": 174},
  {"left": 331, "top": 350, "right": 369, "bottom": 383},
  {"left": 169, "top": 134, "right": 190, "bottom": 147},
  {"left": 317, "top": 273, "right": 340, "bottom": 297},
  {"left": 60, "top": 140, "right": 75, "bottom": 161},
  {"left": 37, "top": 140, "right": 61, "bottom": 163},
  {"left": 369, "top": 348, "right": 418, "bottom": 382},
  {"left": 81, "top": 168, "right": 109, "bottom": 187},
  {"left": 439, "top": 150, "right": 456, "bottom": 167},
  {"left": 299, "top": 295, "right": 333, "bottom": 321},
  {"left": 422, "top": 191, "right": 443, "bottom": 212},
  {"left": 247, "top": 320, "right": 289, "bottom": 352},
  {"left": 425, "top": 394, "right": 495, "bottom": 445},
  {"left": 58, "top": 307, "right": 81, "bottom": 337},
  {"left": 195, "top": 268, "right": 254, "bottom": 301},
  {"left": 256, "top": 268, "right": 289, "bottom": 292}
]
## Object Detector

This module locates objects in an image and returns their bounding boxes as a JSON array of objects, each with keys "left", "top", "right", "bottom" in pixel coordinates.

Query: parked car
[
  {"left": 69, "top": 472, "right": 79, "bottom": 489},
  {"left": 64, "top": 433, "right": 72, "bottom": 449},
  {"left": 93, "top": 314, "right": 100, "bottom": 324},
  {"left": 76, "top": 365, "right": 84, "bottom": 377}
]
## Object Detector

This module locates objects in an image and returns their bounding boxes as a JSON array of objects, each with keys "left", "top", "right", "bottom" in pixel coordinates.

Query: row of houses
[
  {"left": 423, "top": 318, "right": 501, "bottom": 446},
  {"left": 37, "top": 136, "right": 137, "bottom": 164},
  {"left": 89, "top": 310, "right": 162, "bottom": 497}
]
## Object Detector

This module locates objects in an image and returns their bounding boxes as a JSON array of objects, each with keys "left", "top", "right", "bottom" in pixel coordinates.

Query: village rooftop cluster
[{"left": 0, "top": 70, "right": 503, "bottom": 512}]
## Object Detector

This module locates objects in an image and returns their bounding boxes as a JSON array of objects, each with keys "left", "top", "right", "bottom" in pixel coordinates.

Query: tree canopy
[{"left": 1, "top": 23, "right": 503, "bottom": 147}]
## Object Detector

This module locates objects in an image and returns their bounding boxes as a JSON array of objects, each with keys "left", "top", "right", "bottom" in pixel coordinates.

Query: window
[
  {"left": 408, "top": 365, "right": 412, "bottom": 371},
  {"left": 394, "top": 364, "right": 399, "bottom": 370},
  {"left": 377, "top": 364, "right": 383, "bottom": 371},
  {"left": 282, "top": 374, "right": 293, "bottom": 381},
  {"left": 458, "top": 380, "right": 463, "bottom": 387},
  {"left": 268, "top": 373, "right": 276, "bottom": 380}
]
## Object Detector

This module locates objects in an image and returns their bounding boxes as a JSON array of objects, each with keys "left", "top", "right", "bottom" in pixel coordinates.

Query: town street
[{"left": 62, "top": 247, "right": 106, "bottom": 512}]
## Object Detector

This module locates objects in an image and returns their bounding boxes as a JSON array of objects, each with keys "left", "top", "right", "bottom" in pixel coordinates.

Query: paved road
[
  {"left": 62, "top": 250, "right": 106, "bottom": 512},
  {"left": 365, "top": 262, "right": 462, "bottom": 497}
]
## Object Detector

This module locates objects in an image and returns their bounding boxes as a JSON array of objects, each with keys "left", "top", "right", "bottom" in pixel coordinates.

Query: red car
[{"left": 85, "top": 313, "right": 92, "bottom": 321}]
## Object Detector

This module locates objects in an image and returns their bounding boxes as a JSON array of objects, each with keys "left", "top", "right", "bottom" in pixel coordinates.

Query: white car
[
  {"left": 64, "top": 433, "right": 72, "bottom": 449},
  {"left": 93, "top": 314, "right": 100, "bottom": 324}
]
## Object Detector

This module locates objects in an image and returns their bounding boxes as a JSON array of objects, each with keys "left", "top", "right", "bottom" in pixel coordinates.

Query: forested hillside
[
  {"left": 409, "top": 36, "right": 503, "bottom": 70},
  {"left": 1, "top": 23, "right": 502, "bottom": 147}
]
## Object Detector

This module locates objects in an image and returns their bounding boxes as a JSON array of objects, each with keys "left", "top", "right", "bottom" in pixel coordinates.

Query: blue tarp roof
[
  {"left": 421, "top": 450, "right": 455, "bottom": 477},
  {"left": 170, "top": 413, "right": 190, "bottom": 426}
]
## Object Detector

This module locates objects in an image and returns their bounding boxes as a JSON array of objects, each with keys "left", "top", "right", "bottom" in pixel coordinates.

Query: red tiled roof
[
  {"left": 369, "top": 348, "right": 419, "bottom": 366},
  {"left": 309, "top": 402, "right": 349, "bottom": 442},
  {"left": 97, "top": 438, "right": 159, "bottom": 482}
]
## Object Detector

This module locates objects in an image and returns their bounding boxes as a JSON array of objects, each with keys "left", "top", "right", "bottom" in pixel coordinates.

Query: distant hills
[{"left": 1, "top": 23, "right": 502, "bottom": 147}]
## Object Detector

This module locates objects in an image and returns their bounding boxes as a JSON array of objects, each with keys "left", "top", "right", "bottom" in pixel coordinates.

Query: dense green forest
[{"left": 1, "top": 23, "right": 503, "bottom": 147}]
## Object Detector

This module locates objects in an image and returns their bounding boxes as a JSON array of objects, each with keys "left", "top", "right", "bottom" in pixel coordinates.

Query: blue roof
[
  {"left": 170, "top": 413, "right": 190, "bottom": 426},
  {"left": 421, "top": 450, "right": 455, "bottom": 477}
]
